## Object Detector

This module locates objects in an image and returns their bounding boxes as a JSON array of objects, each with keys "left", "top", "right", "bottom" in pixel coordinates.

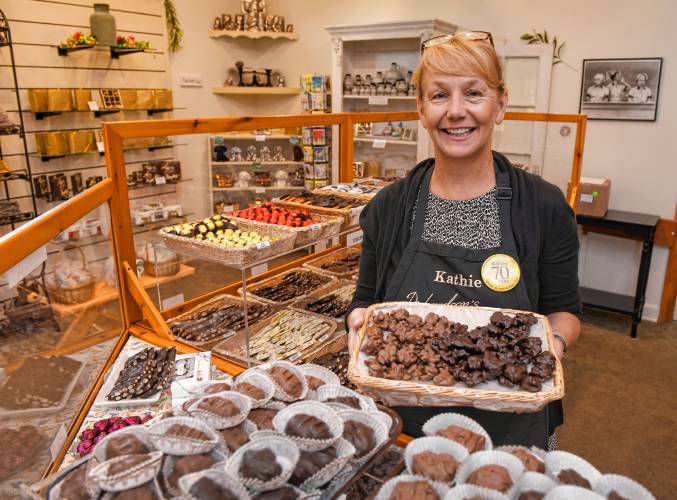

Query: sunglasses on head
[{"left": 421, "top": 31, "right": 494, "bottom": 54}]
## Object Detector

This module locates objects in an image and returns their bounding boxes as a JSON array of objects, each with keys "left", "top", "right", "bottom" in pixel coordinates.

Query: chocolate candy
[
  {"left": 220, "top": 424, "right": 250, "bottom": 452},
  {"left": 235, "top": 381, "right": 265, "bottom": 400},
  {"left": 197, "top": 397, "right": 239, "bottom": 417},
  {"left": 169, "top": 454, "right": 215, "bottom": 489},
  {"left": 110, "top": 484, "right": 157, "bottom": 500},
  {"left": 305, "top": 375, "right": 325, "bottom": 391},
  {"left": 518, "top": 492, "right": 545, "bottom": 500},
  {"left": 389, "top": 480, "right": 439, "bottom": 500},
  {"left": 106, "top": 347, "right": 176, "bottom": 401},
  {"left": 510, "top": 449, "right": 545, "bottom": 473},
  {"left": 284, "top": 414, "right": 331, "bottom": 440},
  {"left": 268, "top": 366, "right": 302, "bottom": 398},
  {"left": 189, "top": 477, "right": 239, "bottom": 500},
  {"left": 165, "top": 424, "right": 209, "bottom": 442},
  {"left": 58, "top": 465, "right": 89, "bottom": 500},
  {"left": 170, "top": 303, "right": 274, "bottom": 343},
  {"left": 411, "top": 451, "right": 458, "bottom": 483},
  {"left": 436, "top": 425, "right": 485, "bottom": 453},
  {"left": 248, "top": 408, "right": 278, "bottom": 430},
  {"left": 254, "top": 486, "right": 300, "bottom": 499},
  {"left": 239, "top": 448, "right": 282, "bottom": 481},
  {"left": 105, "top": 434, "right": 149, "bottom": 459},
  {"left": 343, "top": 420, "right": 375, "bottom": 459},
  {"left": 557, "top": 468, "right": 591, "bottom": 489},
  {"left": 253, "top": 271, "right": 331, "bottom": 303},
  {"left": 326, "top": 396, "right": 361, "bottom": 409},
  {"left": 313, "top": 351, "right": 355, "bottom": 390},
  {"left": 108, "top": 454, "right": 152, "bottom": 476},
  {"left": 204, "top": 382, "right": 232, "bottom": 394},
  {"left": 289, "top": 445, "right": 338, "bottom": 485},
  {"left": 466, "top": 464, "right": 513, "bottom": 492}
]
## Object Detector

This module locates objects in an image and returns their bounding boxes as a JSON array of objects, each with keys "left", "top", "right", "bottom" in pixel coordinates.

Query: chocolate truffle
[
  {"left": 608, "top": 491, "right": 629, "bottom": 500},
  {"left": 105, "top": 434, "right": 150, "bottom": 459},
  {"left": 557, "top": 468, "right": 591, "bottom": 489},
  {"left": 411, "top": 451, "right": 458, "bottom": 483},
  {"left": 305, "top": 375, "right": 325, "bottom": 391},
  {"left": 326, "top": 396, "right": 361, "bottom": 409},
  {"left": 110, "top": 484, "right": 157, "bottom": 500},
  {"left": 239, "top": 448, "right": 282, "bottom": 482},
  {"left": 235, "top": 381, "right": 266, "bottom": 401},
  {"left": 466, "top": 464, "right": 513, "bottom": 492},
  {"left": 108, "top": 454, "right": 152, "bottom": 476},
  {"left": 343, "top": 420, "right": 375, "bottom": 458},
  {"left": 165, "top": 424, "right": 209, "bottom": 442},
  {"left": 268, "top": 366, "right": 302, "bottom": 398},
  {"left": 220, "top": 424, "right": 250, "bottom": 452},
  {"left": 388, "top": 480, "right": 439, "bottom": 500},
  {"left": 248, "top": 408, "right": 278, "bottom": 430},
  {"left": 289, "top": 445, "right": 338, "bottom": 485},
  {"left": 58, "top": 465, "right": 89, "bottom": 500},
  {"left": 197, "top": 397, "right": 239, "bottom": 417},
  {"left": 518, "top": 492, "right": 545, "bottom": 500},
  {"left": 204, "top": 382, "right": 232, "bottom": 394},
  {"left": 169, "top": 454, "right": 215, "bottom": 489},
  {"left": 436, "top": 425, "right": 486, "bottom": 453},
  {"left": 284, "top": 413, "right": 331, "bottom": 440},
  {"left": 254, "top": 486, "right": 299, "bottom": 499},
  {"left": 510, "top": 449, "right": 545, "bottom": 473},
  {"left": 189, "top": 477, "right": 238, "bottom": 500}
]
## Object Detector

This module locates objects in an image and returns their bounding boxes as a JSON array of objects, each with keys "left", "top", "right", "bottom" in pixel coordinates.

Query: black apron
[{"left": 385, "top": 166, "right": 550, "bottom": 448}]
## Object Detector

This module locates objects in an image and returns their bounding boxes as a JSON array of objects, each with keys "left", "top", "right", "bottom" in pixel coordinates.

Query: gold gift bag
[
  {"left": 150, "top": 135, "right": 170, "bottom": 147},
  {"left": 36, "top": 132, "right": 68, "bottom": 156},
  {"left": 151, "top": 89, "right": 173, "bottom": 109},
  {"left": 119, "top": 89, "right": 138, "bottom": 109},
  {"left": 67, "top": 130, "right": 96, "bottom": 154},
  {"left": 47, "top": 89, "right": 73, "bottom": 112},
  {"left": 71, "top": 89, "right": 92, "bottom": 111},
  {"left": 28, "top": 89, "right": 49, "bottom": 113},
  {"left": 136, "top": 89, "right": 153, "bottom": 109}
]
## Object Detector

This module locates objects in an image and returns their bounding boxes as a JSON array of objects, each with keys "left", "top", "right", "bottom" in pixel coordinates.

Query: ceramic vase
[
  {"left": 384, "top": 62, "right": 402, "bottom": 84},
  {"left": 90, "top": 3, "right": 116, "bottom": 46}
]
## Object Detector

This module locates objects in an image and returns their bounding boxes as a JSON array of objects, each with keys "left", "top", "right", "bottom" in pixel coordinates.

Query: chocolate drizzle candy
[
  {"left": 238, "top": 448, "right": 282, "bottom": 482},
  {"left": 197, "top": 396, "right": 239, "bottom": 417},
  {"left": 289, "top": 445, "right": 338, "bottom": 485},
  {"left": 189, "top": 477, "right": 239, "bottom": 500},
  {"left": 343, "top": 420, "right": 375, "bottom": 459},
  {"left": 284, "top": 413, "right": 331, "bottom": 440},
  {"left": 268, "top": 366, "right": 303, "bottom": 398}
]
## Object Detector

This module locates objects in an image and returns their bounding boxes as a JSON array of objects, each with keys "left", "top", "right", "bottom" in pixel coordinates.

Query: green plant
[
  {"left": 164, "top": 0, "right": 183, "bottom": 52},
  {"left": 59, "top": 31, "right": 96, "bottom": 48},
  {"left": 520, "top": 29, "right": 566, "bottom": 65},
  {"left": 116, "top": 35, "right": 151, "bottom": 49}
]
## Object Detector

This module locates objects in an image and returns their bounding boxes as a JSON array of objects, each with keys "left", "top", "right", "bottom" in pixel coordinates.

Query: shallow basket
[
  {"left": 45, "top": 245, "right": 96, "bottom": 304},
  {"left": 228, "top": 212, "right": 343, "bottom": 246},
  {"left": 303, "top": 247, "right": 361, "bottom": 279},
  {"left": 348, "top": 302, "right": 565, "bottom": 413},
  {"left": 273, "top": 197, "right": 364, "bottom": 230},
  {"left": 239, "top": 268, "right": 336, "bottom": 306},
  {"left": 292, "top": 279, "right": 356, "bottom": 326},
  {"left": 159, "top": 218, "right": 296, "bottom": 268}
]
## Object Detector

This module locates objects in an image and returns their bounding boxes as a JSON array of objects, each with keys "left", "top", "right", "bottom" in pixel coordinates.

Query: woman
[
  {"left": 627, "top": 73, "right": 653, "bottom": 103},
  {"left": 346, "top": 31, "right": 581, "bottom": 449}
]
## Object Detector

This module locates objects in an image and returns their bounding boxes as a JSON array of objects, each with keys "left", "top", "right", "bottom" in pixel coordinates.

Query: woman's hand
[{"left": 347, "top": 308, "right": 367, "bottom": 354}]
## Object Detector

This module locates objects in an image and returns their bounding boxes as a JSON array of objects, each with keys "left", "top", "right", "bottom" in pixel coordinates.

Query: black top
[{"left": 347, "top": 151, "right": 582, "bottom": 319}]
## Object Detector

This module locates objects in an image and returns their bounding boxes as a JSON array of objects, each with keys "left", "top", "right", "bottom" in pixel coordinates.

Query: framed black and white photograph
[{"left": 579, "top": 58, "right": 662, "bottom": 121}]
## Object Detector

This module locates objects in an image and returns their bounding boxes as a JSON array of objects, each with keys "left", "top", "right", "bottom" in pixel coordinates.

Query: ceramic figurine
[
  {"left": 222, "top": 14, "right": 234, "bottom": 30},
  {"left": 245, "top": 145, "right": 258, "bottom": 161},
  {"left": 408, "top": 82, "right": 416, "bottom": 96},
  {"left": 230, "top": 146, "right": 243, "bottom": 161},
  {"left": 365, "top": 74, "right": 373, "bottom": 86},
  {"left": 374, "top": 71, "right": 384, "bottom": 85},
  {"left": 384, "top": 62, "right": 403, "bottom": 84},
  {"left": 384, "top": 83, "right": 393, "bottom": 95},
  {"left": 354, "top": 74, "right": 362, "bottom": 87},
  {"left": 277, "top": 75, "right": 285, "bottom": 87},
  {"left": 406, "top": 70, "right": 413, "bottom": 86},
  {"left": 390, "top": 85, "right": 398, "bottom": 96},
  {"left": 343, "top": 74, "right": 353, "bottom": 93},
  {"left": 259, "top": 146, "right": 272, "bottom": 162},
  {"left": 376, "top": 83, "right": 385, "bottom": 95},
  {"left": 396, "top": 79, "right": 408, "bottom": 96},
  {"left": 370, "top": 85, "right": 377, "bottom": 96},
  {"left": 235, "top": 14, "right": 245, "bottom": 30},
  {"left": 213, "top": 16, "right": 222, "bottom": 30},
  {"left": 272, "top": 145, "right": 285, "bottom": 161},
  {"left": 274, "top": 169, "right": 288, "bottom": 187},
  {"left": 285, "top": 24, "right": 293, "bottom": 32},
  {"left": 236, "top": 170, "right": 252, "bottom": 188},
  {"left": 264, "top": 15, "right": 274, "bottom": 31}
]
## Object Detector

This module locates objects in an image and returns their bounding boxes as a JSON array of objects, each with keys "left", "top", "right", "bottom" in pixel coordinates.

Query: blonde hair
[{"left": 413, "top": 35, "right": 505, "bottom": 99}]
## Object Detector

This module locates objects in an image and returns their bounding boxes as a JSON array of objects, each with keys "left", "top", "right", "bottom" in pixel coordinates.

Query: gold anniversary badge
[{"left": 481, "top": 253, "right": 521, "bottom": 292}]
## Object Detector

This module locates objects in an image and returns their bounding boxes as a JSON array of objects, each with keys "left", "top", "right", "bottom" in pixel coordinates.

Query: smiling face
[{"left": 418, "top": 71, "right": 507, "bottom": 162}]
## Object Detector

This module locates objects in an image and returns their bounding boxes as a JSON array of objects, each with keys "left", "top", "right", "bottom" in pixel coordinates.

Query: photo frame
[
  {"left": 579, "top": 58, "right": 662, "bottom": 121},
  {"left": 401, "top": 128, "right": 415, "bottom": 141}
]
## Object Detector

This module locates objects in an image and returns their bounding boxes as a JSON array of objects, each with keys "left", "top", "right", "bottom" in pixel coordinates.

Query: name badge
[{"left": 481, "top": 253, "right": 521, "bottom": 292}]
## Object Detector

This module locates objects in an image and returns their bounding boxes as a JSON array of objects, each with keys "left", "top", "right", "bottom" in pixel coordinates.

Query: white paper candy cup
[
  {"left": 89, "top": 451, "right": 163, "bottom": 492},
  {"left": 404, "top": 436, "right": 469, "bottom": 485},
  {"left": 369, "top": 409, "right": 394, "bottom": 435},
  {"left": 316, "top": 384, "right": 377, "bottom": 411},
  {"left": 422, "top": 413, "right": 492, "bottom": 452},
  {"left": 179, "top": 468, "right": 251, "bottom": 500},
  {"left": 594, "top": 474, "right": 655, "bottom": 500},
  {"left": 456, "top": 450, "right": 525, "bottom": 498},
  {"left": 273, "top": 400, "right": 343, "bottom": 452},
  {"left": 374, "top": 474, "right": 449, "bottom": 500},
  {"left": 545, "top": 451, "right": 601, "bottom": 489},
  {"left": 98, "top": 478, "right": 164, "bottom": 500},
  {"left": 496, "top": 445, "right": 546, "bottom": 473},
  {"left": 544, "top": 485, "right": 605, "bottom": 499},
  {"left": 93, "top": 425, "right": 155, "bottom": 463},
  {"left": 225, "top": 435, "right": 299, "bottom": 491},
  {"left": 161, "top": 447, "right": 228, "bottom": 497},
  {"left": 516, "top": 471, "right": 557, "bottom": 497},
  {"left": 148, "top": 416, "right": 221, "bottom": 456},
  {"left": 295, "top": 438, "right": 356, "bottom": 491},
  {"left": 186, "top": 391, "right": 252, "bottom": 429},
  {"left": 336, "top": 409, "right": 389, "bottom": 467},
  {"left": 259, "top": 361, "right": 309, "bottom": 402},
  {"left": 48, "top": 456, "right": 101, "bottom": 500},
  {"left": 219, "top": 419, "right": 257, "bottom": 454},
  {"left": 246, "top": 400, "right": 287, "bottom": 431},
  {"left": 234, "top": 371, "right": 275, "bottom": 408},
  {"left": 298, "top": 363, "right": 340, "bottom": 398},
  {"left": 444, "top": 484, "right": 510, "bottom": 500}
]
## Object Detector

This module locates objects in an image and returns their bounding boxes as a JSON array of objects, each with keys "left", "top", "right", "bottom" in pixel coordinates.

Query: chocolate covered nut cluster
[{"left": 362, "top": 309, "right": 555, "bottom": 391}]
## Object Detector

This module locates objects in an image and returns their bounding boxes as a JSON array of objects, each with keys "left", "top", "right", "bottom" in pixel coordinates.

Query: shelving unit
[
  {"left": 34, "top": 108, "right": 177, "bottom": 120},
  {"left": 56, "top": 45, "right": 154, "bottom": 58},
  {"left": 209, "top": 29, "right": 299, "bottom": 41},
  {"left": 212, "top": 86, "right": 301, "bottom": 96},
  {"left": 353, "top": 137, "right": 417, "bottom": 146}
]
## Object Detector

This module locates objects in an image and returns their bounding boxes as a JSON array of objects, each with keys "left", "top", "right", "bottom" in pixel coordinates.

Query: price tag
[
  {"left": 580, "top": 193, "right": 594, "bottom": 204},
  {"left": 309, "top": 223, "right": 322, "bottom": 229},
  {"left": 88, "top": 100, "right": 99, "bottom": 111},
  {"left": 318, "top": 333, "right": 331, "bottom": 343},
  {"left": 254, "top": 187, "right": 265, "bottom": 194},
  {"left": 2, "top": 245, "right": 47, "bottom": 289},
  {"left": 154, "top": 175, "right": 167, "bottom": 185},
  {"left": 96, "top": 141, "right": 105, "bottom": 153},
  {"left": 50, "top": 424, "right": 68, "bottom": 461},
  {"left": 222, "top": 205, "right": 235, "bottom": 212},
  {"left": 331, "top": 237, "right": 339, "bottom": 247},
  {"left": 250, "top": 262, "right": 268, "bottom": 276},
  {"left": 347, "top": 230, "right": 364, "bottom": 247},
  {"left": 162, "top": 293, "right": 184, "bottom": 310},
  {"left": 288, "top": 352, "right": 302, "bottom": 362},
  {"left": 368, "top": 95, "right": 388, "bottom": 105},
  {"left": 255, "top": 240, "right": 271, "bottom": 249},
  {"left": 372, "top": 139, "right": 386, "bottom": 149},
  {"left": 314, "top": 240, "right": 327, "bottom": 252},
  {"left": 255, "top": 135, "right": 266, "bottom": 142}
]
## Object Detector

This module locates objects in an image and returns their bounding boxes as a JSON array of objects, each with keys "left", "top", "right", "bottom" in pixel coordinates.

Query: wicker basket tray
[
  {"left": 238, "top": 268, "right": 336, "bottom": 306},
  {"left": 303, "top": 246, "right": 361, "bottom": 278},
  {"left": 291, "top": 279, "right": 356, "bottom": 327},
  {"left": 159, "top": 218, "right": 296, "bottom": 268},
  {"left": 45, "top": 246, "right": 96, "bottom": 304},
  {"left": 273, "top": 197, "right": 364, "bottom": 230},
  {"left": 213, "top": 308, "right": 338, "bottom": 366},
  {"left": 348, "top": 302, "right": 565, "bottom": 413},
  {"left": 228, "top": 212, "right": 343, "bottom": 246},
  {"left": 140, "top": 242, "right": 181, "bottom": 277},
  {"left": 167, "top": 294, "right": 277, "bottom": 350},
  {"left": 312, "top": 186, "right": 375, "bottom": 203}
]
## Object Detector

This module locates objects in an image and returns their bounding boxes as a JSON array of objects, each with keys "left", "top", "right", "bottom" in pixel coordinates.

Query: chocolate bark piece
[
  {"left": 248, "top": 408, "right": 278, "bottom": 430},
  {"left": 305, "top": 375, "right": 325, "bottom": 391},
  {"left": 238, "top": 448, "right": 282, "bottom": 481},
  {"left": 289, "top": 445, "right": 337, "bottom": 485},
  {"left": 235, "top": 381, "right": 265, "bottom": 400},
  {"left": 204, "top": 382, "right": 232, "bottom": 394},
  {"left": 343, "top": 420, "right": 376, "bottom": 459},
  {"left": 510, "top": 449, "right": 545, "bottom": 473},
  {"left": 58, "top": 465, "right": 89, "bottom": 500},
  {"left": 268, "top": 366, "right": 302, "bottom": 398},
  {"left": 411, "top": 450, "right": 458, "bottom": 483},
  {"left": 169, "top": 454, "right": 215, "bottom": 489},
  {"left": 189, "top": 477, "right": 239, "bottom": 500},
  {"left": 197, "top": 397, "right": 239, "bottom": 417},
  {"left": 388, "top": 480, "right": 439, "bottom": 500},
  {"left": 165, "top": 424, "right": 209, "bottom": 442},
  {"left": 110, "top": 483, "right": 158, "bottom": 499},
  {"left": 557, "top": 468, "right": 591, "bottom": 489},
  {"left": 435, "top": 425, "right": 485, "bottom": 453},
  {"left": 466, "top": 464, "right": 513, "bottom": 492},
  {"left": 220, "top": 424, "right": 250, "bottom": 452},
  {"left": 254, "top": 486, "right": 300, "bottom": 499},
  {"left": 105, "top": 434, "right": 150, "bottom": 459},
  {"left": 325, "top": 395, "right": 361, "bottom": 409},
  {"left": 284, "top": 414, "right": 331, "bottom": 440}
]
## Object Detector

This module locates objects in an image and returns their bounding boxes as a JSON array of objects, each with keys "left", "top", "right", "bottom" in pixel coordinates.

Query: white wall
[{"left": 170, "top": 0, "right": 677, "bottom": 320}]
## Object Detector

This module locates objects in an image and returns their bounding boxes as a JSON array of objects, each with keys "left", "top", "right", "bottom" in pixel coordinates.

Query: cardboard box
[{"left": 569, "top": 177, "right": 611, "bottom": 217}]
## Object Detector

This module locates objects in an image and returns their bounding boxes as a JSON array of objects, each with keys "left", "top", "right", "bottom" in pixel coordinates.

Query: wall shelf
[
  {"left": 57, "top": 45, "right": 153, "bottom": 58},
  {"left": 209, "top": 29, "right": 298, "bottom": 41},
  {"left": 343, "top": 94, "right": 415, "bottom": 101},
  {"left": 34, "top": 108, "right": 177, "bottom": 120},
  {"left": 0, "top": 211, "right": 34, "bottom": 226},
  {"left": 212, "top": 86, "right": 301, "bottom": 96},
  {"left": 213, "top": 186, "right": 305, "bottom": 192},
  {"left": 218, "top": 134, "right": 298, "bottom": 140},
  {"left": 354, "top": 136, "right": 417, "bottom": 146},
  {"left": 212, "top": 161, "right": 303, "bottom": 166}
]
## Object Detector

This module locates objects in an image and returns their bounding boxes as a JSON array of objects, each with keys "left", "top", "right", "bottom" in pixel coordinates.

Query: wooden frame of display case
[{"left": 0, "top": 111, "right": 591, "bottom": 478}]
